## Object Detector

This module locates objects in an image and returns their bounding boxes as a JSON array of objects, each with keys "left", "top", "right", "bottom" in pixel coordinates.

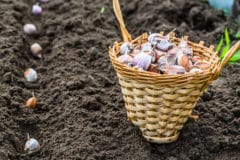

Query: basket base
[{"left": 143, "top": 132, "right": 180, "bottom": 144}]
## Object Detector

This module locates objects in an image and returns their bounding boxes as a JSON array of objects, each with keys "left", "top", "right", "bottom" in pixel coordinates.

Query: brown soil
[{"left": 0, "top": 0, "right": 239, "bottom": 160}]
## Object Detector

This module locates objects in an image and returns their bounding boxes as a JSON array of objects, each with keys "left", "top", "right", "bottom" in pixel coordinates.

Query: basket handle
[
  {"left": 213, "top": 41, "right": 240, "bottom": 79},
  {"left": 113, "top": 0, "right": 132, "bottom": 42}
]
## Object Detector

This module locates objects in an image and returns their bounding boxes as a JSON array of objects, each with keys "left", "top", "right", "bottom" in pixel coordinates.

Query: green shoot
[
  {"left": 216, "top": 35, "right": 224, "bottom": 53},
  {"left": 217, "top": 28, "right": 240, "bottom": 64},
  {"left": 100, "top": 7, "right": 106, "bottom": 14}
]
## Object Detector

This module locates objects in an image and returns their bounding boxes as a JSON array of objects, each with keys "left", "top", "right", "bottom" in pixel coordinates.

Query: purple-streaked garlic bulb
[
  {"left": 117, "top": 54, "right": 133, "bottom": 64},
  {"left": 166, "top": 65, "right": 186, "bottom": 75},
  {"left": 148, "top": 33, "right": 162, "bottom": 44},
  {"left": 141, "top": 43, "right": 152, "bottom": 52},
  {"left": 120, "top": 42, "right": 133, "bottom": 55},
  {"left": 30, "top": 43, "right": 42, "bottom": 58},
  {"left": 132, "top": 52, "right": 152, "bottom": 71},
  {"left": 156, "top": 39, "right": 173, "bottom": 51},
  {"left": 23, "top": 24, "right": 37, "bottom": 35},
  {"left": 32, "top": 3, "right": 42, "bottom": 16}
]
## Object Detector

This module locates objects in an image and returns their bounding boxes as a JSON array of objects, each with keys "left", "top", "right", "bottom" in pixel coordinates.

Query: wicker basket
[{"left": 110, "top": 0, "right": 240, "bottom": 143}]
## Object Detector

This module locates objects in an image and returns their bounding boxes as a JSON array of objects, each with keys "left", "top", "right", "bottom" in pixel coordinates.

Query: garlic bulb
[
  {"left": 32, "top": 3, "right": 42, "bottom": 16},
  {"left": 141, "top": 43, "right": 152, "bottom": 52},
  {"left": 117, "top": 54, "right": 133, "bottom": 64},
  {"left": 177, "top": 52, "right": 190, "bottom": 71},
  {"left": 24, "top": 68, "right": 37, "bottom": 82},
  {"left": 24, "top": 136, "right": 40, "bottom": 153},
  {"left": 156, "top": 39, "right": 173, "bottom": 51},
  {"left": 148, "top": 33, "right": 162, "bottom": 44},
  {"left": 30, "top": 43, "right": 42, "bottom": 58},
  {"left": 166, "top": 65, "right": 186, "bottom": 75},
  {"left": 26, "top": 96, "right": 37, "bottom": 109},
  {"left": 23, "top": 24, "right": 37, "bottom": 35},
  {"left": 132, "top": 52, "right": 152, "bottom": 71},
  {"left": 120, "top": 42, "right": 133, "bottom": 55}
]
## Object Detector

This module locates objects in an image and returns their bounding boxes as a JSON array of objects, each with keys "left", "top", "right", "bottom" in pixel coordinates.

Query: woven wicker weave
[{"left": 110, "top": 0, "right": 240, "bottom": 143}]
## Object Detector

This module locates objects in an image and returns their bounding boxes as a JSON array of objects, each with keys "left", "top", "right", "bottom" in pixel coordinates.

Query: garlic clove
[
  {"left": 117, "top": 54, "right": 133, "bottom": 64},
  {"left": 32, "top": 3, "right": 42, "bottom": 16},
  {"left": 26, "top": 96, "right": 37, "bottom": 109},
  {"left": 148, "top": 64, "right": 159, "bottom": 73},
  {"left": 24, "top": 138, "right": 40, "bottom": 153},
  {"left": 158, "top": 56, "right": 167, "bottom": 66},
  {"left": 178, "top": 38, "right": 189, "bottom": 48},
  {"left": 166, "top": 65, "right": 186, "bottom": 75},
  {"left": 141, "top": 42, "right": 152, "bottom": 52},
  {"left": 189, "top": 68, "right": 202, "bottom": 73},
  {"left": 167, "top": 46, "right": 179, "bottom": 56},
  {"left": 182, "top": 47, "right": 193, "bottom": 57},
  {"left": 148, "top": 33, "right": 162, "bottom": 44},
  {"left": 177, "top": 53, "right": 190, "bottom": 71},
  {"left": 120, "top": 42, "right": 133, "bottom": 55},
  {"left": 24, "top": 68, "right": 37, "bottom": 82},
  {"left": 154, "top": 49, "right": 166, "bottom": 61},
  {"left": 30, "top": 43, "right": 42, "bottom": 58},
  {"left": 131, "top": 46, "right": 141, "bottom": 57},
  {"left": 23, "top": 24, "right": 37, "bottom": 35},
  {"left": 194, "top": 61, "right": 210, "bottom": 70},
  {"left": 132, "top": 52, "right": 152, "bottom": 71},
  {"left": 156, "top": 39, "right": 173, "bottom": 51}
]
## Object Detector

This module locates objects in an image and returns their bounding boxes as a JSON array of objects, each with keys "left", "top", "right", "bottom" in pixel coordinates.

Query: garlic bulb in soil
[
  {"left": 24, "top": 68, "right": 37, "bottom": 82},
  {"left": 120, "top": 42, "right": 133, "bottom": 55},
  {"left": 24, "top": 137, "right": 40, "bottom": 153},
  {"left": 132, "top": 52, "right": 152, "bottom": 71},
  {"left": 23, "top": 24, "right": 37, "bottom": 35},
  {"left": 32, "top": 3, "right": 42, "bottom": 16},
  {"left": 26, "top": 96, "right": 37, "bottom": 109},
  {"left": 117, "top": 54, "right": 133, "bottom": 64},
  {"left": 30, "top": 43, "right": 42, "bottom": 58}
]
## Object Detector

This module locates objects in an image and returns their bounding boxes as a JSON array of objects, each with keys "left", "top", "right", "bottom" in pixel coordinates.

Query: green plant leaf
[
  {"left": 100, "top": 7, "right": 105, "bottom": 14},
  {"left": 216, "top": 35, "right": 224, "bottom": 53},
  {"left": 224, "top": 28, "right": 230, "bottom": 45},
  {"left": 220, "top": 44, "right": 230, "bottom": 60},
  {"left": 229, "top": 49, "right": 240, "bottom": 62},
  {"left": 235, "top": 32, "right": 240, "bottom": 39}
]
